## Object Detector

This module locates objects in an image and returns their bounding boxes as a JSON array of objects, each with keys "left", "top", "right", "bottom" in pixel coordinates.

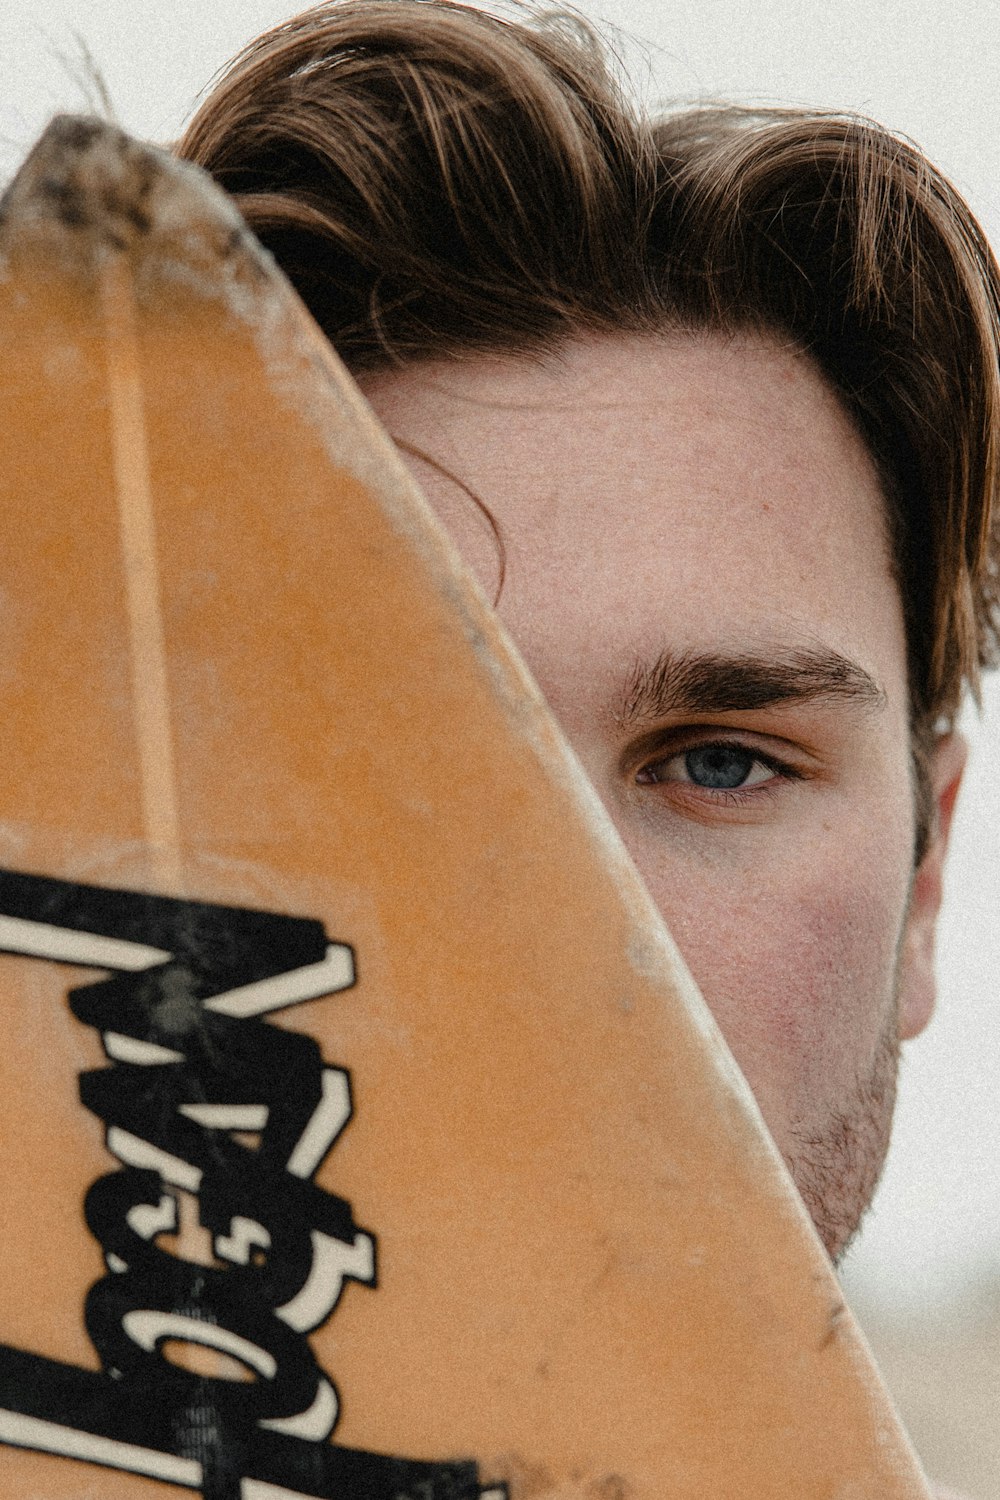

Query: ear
[{"left": 897, "top": 731, "right": 967, "bottom": 1041}]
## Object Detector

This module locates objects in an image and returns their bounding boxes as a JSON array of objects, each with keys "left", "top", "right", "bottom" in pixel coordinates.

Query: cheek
[{"left": 634, "top": 834, "right": 912, "bottom": 1125}]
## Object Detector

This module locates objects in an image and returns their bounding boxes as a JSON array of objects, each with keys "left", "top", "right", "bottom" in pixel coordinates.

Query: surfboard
[{"left": 0, "top": 115, "right": 933, "bottom": 1499}]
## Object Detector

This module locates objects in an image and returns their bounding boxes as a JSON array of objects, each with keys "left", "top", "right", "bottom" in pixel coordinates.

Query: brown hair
[{"left": 178, "top": 0, "right": 1000, "bottom": 846}]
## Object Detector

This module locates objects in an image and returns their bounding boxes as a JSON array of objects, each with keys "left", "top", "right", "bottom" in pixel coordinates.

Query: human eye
[{"left": 634, "top": 737, "right": 799, "bottom": 802}]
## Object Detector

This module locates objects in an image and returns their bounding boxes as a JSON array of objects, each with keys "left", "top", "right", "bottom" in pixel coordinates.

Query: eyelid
[
  {"left": 623, "top": 723, "right": 808, "bottom": 781},
  {"left": 678, "top": 740, "right": 777, "bottom": 770}
]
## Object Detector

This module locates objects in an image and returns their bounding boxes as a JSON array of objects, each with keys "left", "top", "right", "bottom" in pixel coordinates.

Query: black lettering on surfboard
[{"left": 0, "top": 869, "right": 506, "bottom": 1500}]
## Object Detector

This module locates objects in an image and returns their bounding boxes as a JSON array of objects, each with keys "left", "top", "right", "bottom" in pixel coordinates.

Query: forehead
[{"left": 358, "top": 331, "right": 907, "bottom": 713}]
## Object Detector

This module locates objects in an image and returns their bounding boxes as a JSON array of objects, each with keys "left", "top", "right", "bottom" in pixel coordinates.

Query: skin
[{"left": 358, "top": 331, "right": 965, "bottom": 1261}]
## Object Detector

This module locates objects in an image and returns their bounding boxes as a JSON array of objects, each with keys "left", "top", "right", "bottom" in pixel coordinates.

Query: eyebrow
[{"left": 617, "top": 646, "right": 886, "bottom": 726}]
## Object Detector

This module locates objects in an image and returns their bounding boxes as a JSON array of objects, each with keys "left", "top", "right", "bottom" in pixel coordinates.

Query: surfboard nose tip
[{"left": 0, "top": 112, "right": 257, "bottom": 275}]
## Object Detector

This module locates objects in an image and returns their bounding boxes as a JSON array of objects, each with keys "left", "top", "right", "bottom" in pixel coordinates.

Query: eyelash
[{"left": 634, "top": 736, "right": 801, "bottom": 805}]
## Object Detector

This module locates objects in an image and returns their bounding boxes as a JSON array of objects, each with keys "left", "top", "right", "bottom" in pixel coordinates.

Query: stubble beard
[{"left": 783, "top": 1013, "right": 901, "bottom": 1264}]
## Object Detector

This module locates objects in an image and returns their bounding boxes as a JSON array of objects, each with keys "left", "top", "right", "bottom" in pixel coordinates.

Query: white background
[{"left": 1, "top": 0, "right": 997, "bottom": 1313}]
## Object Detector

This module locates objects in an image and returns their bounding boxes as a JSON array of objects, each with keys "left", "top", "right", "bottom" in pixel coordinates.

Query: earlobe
[{"left": 897, "top": 731, "right": 967, "bottom": 1041}]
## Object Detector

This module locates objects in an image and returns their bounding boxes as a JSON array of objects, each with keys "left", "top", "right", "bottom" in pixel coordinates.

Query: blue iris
[{"left": 684, "top": 744, "right": 756, "bottom": 789}]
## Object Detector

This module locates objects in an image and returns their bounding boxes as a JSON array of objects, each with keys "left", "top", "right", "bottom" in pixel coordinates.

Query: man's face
[{"left": 358, "top": 331, "right": 955, "bottom": 1260}]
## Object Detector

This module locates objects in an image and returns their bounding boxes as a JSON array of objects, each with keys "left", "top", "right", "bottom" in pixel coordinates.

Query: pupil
[{"left": 685, "top": 744, "right": 754, "bottom": 789}]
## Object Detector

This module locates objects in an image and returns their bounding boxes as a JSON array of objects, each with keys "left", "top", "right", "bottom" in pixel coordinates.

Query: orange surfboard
[{"left": 0, "top": 116, "right": 932, "bottom": 1499}]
